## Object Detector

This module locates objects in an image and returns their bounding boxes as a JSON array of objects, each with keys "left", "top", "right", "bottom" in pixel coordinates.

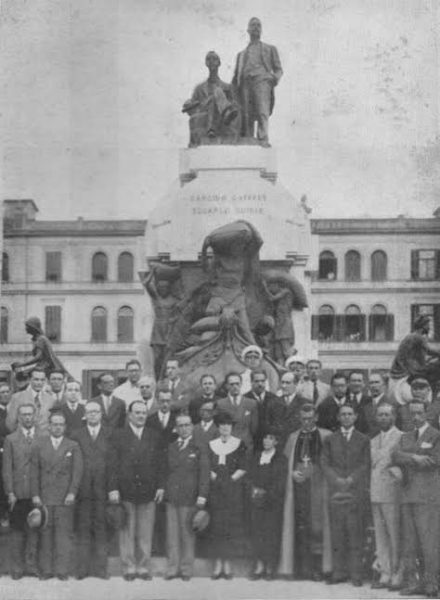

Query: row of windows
[
  {"left": 312, "top": 303, "right": 440, "bottom": 342},
  {"left": 1, "top": 251, "right": 135, "bottom": 284},
  {"left": 318, "top": 249, "right": 440, "bottom": 282},
  {"left": 0, "top": 306, "right": 135, "bottom": 344}
]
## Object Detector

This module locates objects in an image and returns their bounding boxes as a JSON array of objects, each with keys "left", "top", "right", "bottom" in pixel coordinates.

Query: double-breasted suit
[
  {"left": 370, "top": 426, "right": 402, "bottom": 585},
  {"left": 3, "top": 427, "right": 42, "bottom": 576},
  {"left": 30, "top": 436, "right": 83, "bottom": 577},
  {"left": 216, "top": 395, "right": 258, "bottom": 453},
  {"left": 146, "top": 411, "right": 177, "bottom": 446},
  {"left": 91, "top": 394, "right": 126, "bottom": 430},
  {"left": 392, "top": 424, "right": 440, "bottom": 592},
  {"left": 164, "top": 437, "right": 210, "bottom": 577},
  {"left": 321, "top": 429, "right": 370, "bottom": 581},
  {"left": 112, "top": 425, "right": 166, "bottom": 576},
  {"left": 243, "top": 390, "right": 279, "bottom": 449},
  {"left": 70, "top": 426, "right": 116, "bottom": 577}
]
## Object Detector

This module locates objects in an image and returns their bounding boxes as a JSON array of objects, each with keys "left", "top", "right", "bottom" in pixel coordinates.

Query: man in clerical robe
[{"left": 279, "top": 403, "right": 332, "bottom": 580}]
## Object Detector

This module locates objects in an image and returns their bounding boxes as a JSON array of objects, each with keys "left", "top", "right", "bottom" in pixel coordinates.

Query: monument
[{"left": 141, "top": 18, "right": 312, "bottom": 390}]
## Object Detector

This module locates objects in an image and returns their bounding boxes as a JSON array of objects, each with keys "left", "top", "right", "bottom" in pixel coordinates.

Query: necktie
[
  {"left": 91, "top": 428, "right": 97, "bottom": 441},
  {"left": 313, "top": 382, "right": 319, "bottom": 404},
  {"left": 415, "top": 429, "right": 419, "bottom": 441},
  {"left": 343, "top": 430, "right": 350, "bottom": 442},
  {"left": 26, "top": 430, "right": 33, "bottom": 444},
  {"left": 178, "top": 439, "right": 184, "bottom": 450},
  {"left": 103, "top": 397, "right": 109, "bottom": 414},
  {"left": 34, "top": 393, "right": 41, "bottom": 410}
]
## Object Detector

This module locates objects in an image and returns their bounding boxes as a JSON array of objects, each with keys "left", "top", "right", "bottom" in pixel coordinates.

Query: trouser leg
[
  {"left": 39, "top": 506, "right": 54, "bottom": 575},
  {"left": 414, "top": 504, "right": 439, "bottom": 590},
  {"left": 9, "top": 529, "right": 25, "bottom": 575},
  {"left": 330, "top": 503, "right": 347, "bottom": 578},
  {"left": 179, "top": 506, "right": 195, "bottom": 577},
  {"left": 372, "top": 503, "right": 391, "bottom": 582},
  {"left": 77, "top": 499, "right": 92, "bottom": 575},
  {"left": 380, "top": 502, "right": 401, "bottom": 581},
  {"left": 166, "top": 503, "right": 180, "bottom": 576},
  {"left": 346, "top": 504, "right": 364, "bottom": 580},
  {"left": 119, "top": 501, "right": 136, "bottom": 575},
  {"left": 137, "top": 502, "right": 156, "bottom": 574},
  {"left": 401, "top": 504, "right": 418, "bottom": 587},
  {"left": 53, "top": 505, "right": 74, "bottom": 577},
  {"left": 25, "top": 527, "right": 39, "bottom": 573},
  {"left": 92, "top": 499, "right": 108, "bottom": 575}
]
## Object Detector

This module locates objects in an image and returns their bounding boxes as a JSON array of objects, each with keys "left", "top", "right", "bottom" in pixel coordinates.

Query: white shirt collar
[
  {"left": 67, "top": 401, "right": 78, "bottom": 411},
  {"left": 177, "top": 435, "right": 192, "bottom": 449},
  {"left": 87, "top": 424, "right": 101, "bottom": 434},
  {"left": 417, "top": 422, "right": 429, "bottom": 437},
  {"left": 209, "top": 436, "right": 241, "bottom": 464},
  {"left": 341, "top": 426, "right": 354, "bottom": 441},
  {"left": 229, "top": 394, "right": 242, "bottom": 405},
  {"left": 202, "top": 420, "right": 213, "bottom": 431},
  {"left": 21, "top": 426, "right": 35, "bottom": 438},
  {"left": 129, "top": 423, "right": 144, "bottom": 438},
  {"left": 50, "top": 436, "right": 63, "bottom": 448},
  {"left": 333, "top": 396, "right": 346, "bottom": 406},
  {"left": 159, "top": 411, "right": 170, "bottom": 425},
  {"left": 259, "top": 448, "right": 276, "bottom": 465}
]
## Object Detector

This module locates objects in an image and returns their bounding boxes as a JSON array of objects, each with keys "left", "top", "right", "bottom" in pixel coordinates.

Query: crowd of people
[{"left": 0, "top": 315, "right": 439, "bottom": 598}]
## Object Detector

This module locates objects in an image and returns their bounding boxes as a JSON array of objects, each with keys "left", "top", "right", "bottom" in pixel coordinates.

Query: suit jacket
[
  {"left": 299, "top": 380, "right": 331, "bottom": 406},
  {"left": 112, "top": 425, "right": 166, "bottom": 504},
  {"left": 70, "top": 426, "right": 116, "bottom": 501},
  {"left": 193, "top": 421, "right": 219, "bottom": 449},
  {"left": 317, "top": 397, "right": 347, "bottom": 433},
  {"left": 91, "top": 394, "right": 126, "bottom": 430},
  {"left": 7, "top": 387, "right": 54, "bottom": 433},
  {"left": 347, "top": 392, "right": 373, "bottom": 435},
  {"left": 188, "top": 392, "right": 221, "bottom": 424},
  {"left": 146, "top": 411, "right": 177, "bottom": 447},
  {"left": 51, "top": 401, "right": 86, "bottom": 437},
  {"left": 216, "top": 395, "right": 258, "bottom": 451},
  {"left": 244, "top": 390, "right": 279, "bottom": 446},
  {"left": 0, "top": 407, "right": 9, "bottom": 448},
  {"left": 321, "top": 429, "right": 370, "bottom": 502},
  {"left": 164, "top": 378, "right": 189, "bottom": 412},
  {"left": 370, "top": 426, "right": 402, "bottom": 503},
  {"left": 165, "top": 437, "right": 209, "bottom": 506},
  {"left": 273, "top": 393, "right": 309, "bottom": 449},
  {"left": 358, "top": 394, "right": 396, "bottom": 438},
  {"left": 31, "top": 436, "right": 83, "bottom": 505},
  {"left": 392, "top": 424, "right": 440, "bottom": 505},
  {"left": 3, "top": 428, "right": 43, "bottom": 499}
]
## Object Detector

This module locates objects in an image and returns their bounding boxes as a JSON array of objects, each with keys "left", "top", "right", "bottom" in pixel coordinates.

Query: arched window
[
  {"left": 318, "top": 304, "right": 335, "bottom": 340},
  {"left": 117, "top": 306, "right": 134, "bottom": 342},
  {"left": 345, "top": 250, "right": 361, "bottom": 281},
  {"left": 369, "top": 304, "right": 394, "bottom": 341},
  {"left": 2, "top": 253, "right": 9, "bottom": 283},
  {"left": 318, "top": 251, "right": 337, "bottom": 280},
  {"left": 371, "top": 250, "right": 387, "bottom": 281},
  {"left": 344, "top": 304, "right": 364, "bottom": 340},
  {"left": 92, "top": 252, "right": 108, "bottom": 282},
  {"left": 91, "top": 306, "right": 107, "bottom": 342},
  {"left": 117, "top": 252, "right": 134, "bottom": 283},
  {"left": 0, "top": 307, "right": 8, "bottom": 343}
]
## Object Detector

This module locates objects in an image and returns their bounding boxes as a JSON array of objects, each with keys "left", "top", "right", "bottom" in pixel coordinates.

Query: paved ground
[{"left": 0, "top": 577, "right": 421, "bottom": 600}]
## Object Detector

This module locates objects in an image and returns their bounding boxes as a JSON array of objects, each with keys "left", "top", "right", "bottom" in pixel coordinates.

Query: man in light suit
[
  {"left": 70, "top": 401, "right": 117, "bottom": 579},
  {"left": 31, "top": 411, "right": 83, "bottom": 580},
  {"left": 91, "top": 372, "right": 126, "bottom": 430},
  {"left": 299, "top": 360, "right": 330, "bottom": 406},
  {"left": 216, "top": 372, "right": 258, "bottom": 454},
  {"left": 392, "top": 399, "right": 440, "bottom": 598},
  {"left": 7, "top": 368, "right": 54, "bottom": 433},
  {"left": 370, "top": 402, "right": 402, "bottom": 590},
  {"left": 3, "top": 403, "right": 42, "bottom": 579},
  {"left": 321, "top": 404, "right": 370, "bottom": 587},
  {"left": 192, "top": 400, "right": 219, "bottom": 449},
  {"left": 138, "top": 375, "right": 158, "bottom": 417},
  {"left": 164, "top": 413, "right": 209, "bottom": 581},
  {"left": 232, "top": 17, "right": 282, "bottom": 146}
]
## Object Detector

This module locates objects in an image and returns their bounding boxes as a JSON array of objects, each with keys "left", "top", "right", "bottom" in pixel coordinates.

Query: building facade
[{"left": 1, "top": 200, "right": 439, "bottom": 395}]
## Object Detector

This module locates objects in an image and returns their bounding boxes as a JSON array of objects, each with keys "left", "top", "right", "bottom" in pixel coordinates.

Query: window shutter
[
  {"left": 46, "top": 252, "right": 62, "bottom": 282},
  {"left": 311, "top": 315, "right": 319, "bottom": 340},
  {"left": 433, "top": 305, "right": 440, "bottom": 342},
  {"left": 410, "top": 251, "right": 419, "bottom": 280},
  {"left": 335, "top": 315, "right": 345, "bottom": 341},
  {"left": 436, "top": 251, "right": 440, "bottom": 281},
  {"left": 368, "top": 314, "right": 374, "bottom": 341},
  {"left": 359, "top": 314, "right": 366, "bottom": 341},
  {"left": 410, "top": 305, "right": 419, "bottom": 329},
  {"left": 0, "top": 308, "right": 8, "bottom": 343},
  {"left": 45, "top": 306, "right": 61, "bottom": 343},
  {"left": 385, "top": 314, "right": 395, "bottom": 341}
]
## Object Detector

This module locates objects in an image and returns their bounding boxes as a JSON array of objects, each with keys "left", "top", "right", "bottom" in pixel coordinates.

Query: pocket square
[
  {"left": 420, "top": 442, "right": 433, "bottom": 449},
  {"left": 65, "top": 451, "right": 73, "bottom": 458},
  {"left": 245, "top": 411, "right": 250, "bottom": 416},
  {"left": 189, "top": 453, "right": 196, "bottom": 458}
]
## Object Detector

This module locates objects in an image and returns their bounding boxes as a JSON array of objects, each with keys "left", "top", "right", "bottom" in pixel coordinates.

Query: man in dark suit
[
  {"left": 47, "top": 370, "right": 65, "bottom": 403},
  {"left": 216, "top": 372, "right": 258, "bottom": 454},
  {"left": 91, "top": 372, "right": 126, "bottom": 430},
  {"left": 317, "top": 373, "right": 349, "bottom": 432},
  {"left": 0, "top": 383, "right": 11, "bottom": 522},
  {"left": 274, "top": 371, "right": 307, "bottom": 450},
  {"left": 31, "top": 411, "right": 83, "bottom": 580},
  {"left": 7, "top": 368, "right": 54, "bottom": 433},
  {"left": 244, "top": 370, "right": 279, "bottom": 449},
  {"left": 360, "top": 372, "right": 396, "bottom": 438},
  {"left": 192, "top": 400, "right": 219, "bottom": 449},
  {"left": 52, "top": 380, "right": 85, "bottom": 436},
  {"left": 112, "top": 400, "right": 166, "bottom": 580},
  {"left": 164, "top": 413, "right": 209, "bottom": 581},
  {"left": 188, "top": 374, "right": 221, "bottom": 424},
  {"left": 70, "top": 401, "right": 117, "bottom": 579},
  {"left": 164, "top": 358, "right": 188, "bottom": 412},
  {"left": 392, "top": 399, "right": 440, "bottom": 598},
  {"left": 146, "top": 387, "right": 177, "bottom": 447},
  {"left": 3, "top": 403, "right": 42, "bottom": 579},
  {"left": 321, "top": 403, "right": 370, "bottom": 587},
  {"left": 346, "top": 370, "right": 371, "bottom": 434}
]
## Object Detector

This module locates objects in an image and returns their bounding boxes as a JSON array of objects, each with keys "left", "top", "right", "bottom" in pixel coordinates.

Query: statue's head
[
  {"left": 156, "top": 279, "right": 171, "bottom": 298},
  {"left": 205, "top": 51, "right": 221, "bottom": 70},
  {"left": 247, "top": 17, "right": 262, "bottom": 38}
]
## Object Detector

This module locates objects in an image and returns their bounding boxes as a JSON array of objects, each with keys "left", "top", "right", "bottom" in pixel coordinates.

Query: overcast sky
[{"left": 2, "top": 0, "right": 439, "bottom": 220}]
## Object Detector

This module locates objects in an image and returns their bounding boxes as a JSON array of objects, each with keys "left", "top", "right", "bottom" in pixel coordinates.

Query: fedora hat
[
  {"left": 191, "top": 509, "right": 210, "bottom": 533},
  {"left": 27, "top": 506, "right": 48, "bottom": 530},
  {"left": 105, "top": 503, "right": 127, "bottom": 531}
]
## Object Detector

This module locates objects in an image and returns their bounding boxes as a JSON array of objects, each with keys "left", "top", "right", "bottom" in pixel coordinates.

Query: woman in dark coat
[
  {"left": 208, "top": 411, "right": 247, "bottom": 579},
  {"left": 248, "top": 427, "right": 287, "bottom": 580}
]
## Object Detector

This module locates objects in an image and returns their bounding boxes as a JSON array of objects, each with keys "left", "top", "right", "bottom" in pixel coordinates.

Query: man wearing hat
[
  {"left": 390, "top": 315, "right": 440, "bottom": 400},
  {"left": 31, "top": 411, "right": 83, "bottom": 580},
  {"left": 3, "top": 403, "right": 42, "bottom": 579},
  {"left": 285, "top": 355, "right": 306, "bottom": 386},
  {"left": 396, "top": 376, "right": 432, "bottom": 432},
  {"left": 163, "top": 413, "right": 209, "bottom": 581},
  {"left": 240, "top": 345, "right": 270, "bottom": 395}
]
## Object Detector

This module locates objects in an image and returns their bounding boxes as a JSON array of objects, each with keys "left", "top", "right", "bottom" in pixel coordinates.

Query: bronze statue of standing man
[{"left": 232, "top": 18, "right": 283, "bottom": 147}]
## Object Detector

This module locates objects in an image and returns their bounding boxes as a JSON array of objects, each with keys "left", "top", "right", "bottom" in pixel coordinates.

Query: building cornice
[{"left": 311, "top": 218, "right": 440, "bottom": 235}]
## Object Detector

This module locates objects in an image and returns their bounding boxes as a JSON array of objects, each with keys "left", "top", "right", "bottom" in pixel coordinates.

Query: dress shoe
[
  {"left": 57, "top": 575, "right": 68, "bottom": 581},
  {"left": 24, "top": 568, "right": 40, "bottom": 578},
  {"left": 399, "top": 586, "right": 424, "bottom": 596},
  {"left": 389, "top": 583, "right": 402, "bottom": 591},
  {"left": 371, "top": 581, "right": 388, "bottom": 589},
  {"left": 137, "top": 573, "right": 152, "bottom": 580},
  {"left": 425, "top": 588, "right": 438, "bottom": 599},
  {"left": 264, "top": 571, "right": 275, "bottom": 581},
  {"left": 39, "top": 574, "right": 53, "bottom": 580},
  {"left": 327, "top": 575, "right": 348, "bottom": 585},
  {"left": 164, "top": 573, "right": 179, "bottom": 580},
  {"left": 351, "top": 578, "right": 363, "bottom": 587},
  {"left": 248, "top": 572, "right": 262, "bottom": 581},
  {"left": 123, "top": 573, "right": 136, "bottom": 581},
  {"left": 94, "top": 572, "right": 109, "bottom": 580},
  {"left": 75, "top": 573, "right": 87, "bottom": 580},
  {"left": 211, "top": 572, "right": 223, "bottom": 580},
  {"left": 223, "top": 573, "right": 233, "bottom": 580},
  {"left": 181, "top": 575, "right": 191, "bottom": 581},
  {"left": 11, "top": 572, "right": 23, "bottom": 580}
]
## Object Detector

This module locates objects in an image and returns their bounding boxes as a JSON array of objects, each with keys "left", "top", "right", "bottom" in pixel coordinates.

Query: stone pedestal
[{"left": 141, "top": 146, "right": 313, "bottom": 373}]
